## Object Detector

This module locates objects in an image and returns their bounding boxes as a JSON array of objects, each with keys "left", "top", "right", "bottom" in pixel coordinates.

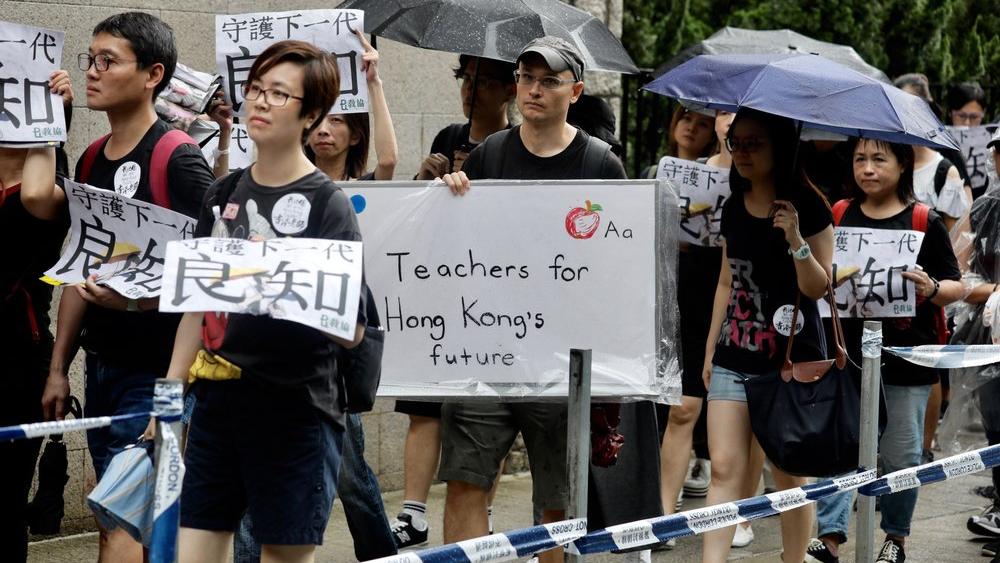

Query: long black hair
[{"left": 726, "top": 107, "right": 829, "bottom": 208}]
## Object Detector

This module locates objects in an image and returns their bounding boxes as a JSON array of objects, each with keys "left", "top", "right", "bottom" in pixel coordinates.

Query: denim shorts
[
  {"left": 706, "top": 365, "right": 753, "bottom": 402},
  {"left": 84, "top": 355, "right": 156, "bottom": 480},
  {"left": 180, "top": 380, "right": 343, "bottom": 545}
]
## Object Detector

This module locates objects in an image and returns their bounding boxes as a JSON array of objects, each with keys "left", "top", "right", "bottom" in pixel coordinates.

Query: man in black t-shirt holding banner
[
  {"left": 439, "top": 37, "right": 627, "bottom": 563},
  {"left": 38, "top": 12, "right": 214, "bottom": 561}
]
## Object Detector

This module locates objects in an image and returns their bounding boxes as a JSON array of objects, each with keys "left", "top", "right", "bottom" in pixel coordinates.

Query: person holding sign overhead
[
  {"left": 806, "top": 138, "right": 963, "bottom": 563},
  {"left": 30, "top": 12, "right": 214, "bottom": 562},
  {"left": 161, "top": 40, "right": 366, "bottom": 563}
]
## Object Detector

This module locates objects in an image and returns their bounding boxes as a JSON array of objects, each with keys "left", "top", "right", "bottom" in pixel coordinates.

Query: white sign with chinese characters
[
  {"left": 655, "top": 156, "right": 729, "bottom": 246},
  {"left": 945, "top": 125, "right": 995, "bottom": 192},
  {"left": 820, "top": 226, "right": 926, "bottom": 318},
  {"left": 215, "top": 9, "right": 368, "bottom": 117},
  {"left": 160, "top": 238, "right": 363, "bottom": 339},
  {"left": 42, "top": 180, "right": 197, "bottom": 298},
  {"left": 0, "top": 20, "right": 67, "bottom": 145},
  {"left": 201, "top": 124, "right": 254, "bottom": 173}
]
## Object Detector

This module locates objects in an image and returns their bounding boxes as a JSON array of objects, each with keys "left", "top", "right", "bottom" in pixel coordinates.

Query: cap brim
[{"left": 518, "top": 46, "right": 576, "bottom": 79}]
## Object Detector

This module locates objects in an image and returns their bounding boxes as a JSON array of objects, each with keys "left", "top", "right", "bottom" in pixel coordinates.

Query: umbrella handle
[{"left": 790, "top": 120, "right": 805, "bottom": 177}]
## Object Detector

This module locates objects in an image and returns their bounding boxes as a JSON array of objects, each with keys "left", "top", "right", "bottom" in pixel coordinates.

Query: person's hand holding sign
[
  {"left": 440, "top": 170, "right": 470, "bottom": 196},
  {"left": 49, "top": 69, "right": 73, "bottom": 106}
]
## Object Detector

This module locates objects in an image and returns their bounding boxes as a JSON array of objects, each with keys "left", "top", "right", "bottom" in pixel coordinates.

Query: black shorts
[
  {"left": 678, "top": 249, "right": 719, "bottom": 399},
  {"left": 394, "top": 400, "right": 442, "bottom": 418}
]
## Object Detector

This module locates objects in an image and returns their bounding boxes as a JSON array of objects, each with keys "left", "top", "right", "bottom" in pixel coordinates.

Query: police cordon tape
[{"left": 884, "top": 344, "right": 1000, "bottom": 369}]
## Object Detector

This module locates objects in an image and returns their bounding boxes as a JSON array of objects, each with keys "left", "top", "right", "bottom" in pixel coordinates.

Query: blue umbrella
[{"left": 644, "top": 53, "right": 958, "bottom": 150}]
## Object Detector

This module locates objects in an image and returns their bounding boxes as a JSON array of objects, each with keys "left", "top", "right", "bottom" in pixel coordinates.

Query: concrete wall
[{"left": 8, "top": 0, "right": 623, "bottom": 537}]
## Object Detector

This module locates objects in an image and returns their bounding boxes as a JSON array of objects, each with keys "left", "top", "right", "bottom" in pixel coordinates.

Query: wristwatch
[
  {"left": 126, "top": 298, "right": 140, "bottom": 312},
  {"left": 789, "top": 242, "right": 812, "bottom": 261}
]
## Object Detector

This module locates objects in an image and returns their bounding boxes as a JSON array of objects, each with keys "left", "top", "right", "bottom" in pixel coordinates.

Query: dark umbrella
[
  {"left": 337, "top": 0, "right": 638, "bottom": 74},
  {"left": 645, "top": 53, "right": 958, "bottom": 150},
  {"left": 656, "top": 27, "right": 889, "bottom": 83}
]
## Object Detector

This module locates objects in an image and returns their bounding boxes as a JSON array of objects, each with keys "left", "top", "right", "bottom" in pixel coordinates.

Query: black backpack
[{"left": 478, "top": 127, "right": 613, "bottom": 179}]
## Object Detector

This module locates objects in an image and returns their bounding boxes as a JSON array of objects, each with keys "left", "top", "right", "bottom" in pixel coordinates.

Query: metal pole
[
  {"left": 567, "top": 349, "right": 592, "bottom": 562},
  {"left": 856, "top": 320, "right": 883, "bottom": 563}
]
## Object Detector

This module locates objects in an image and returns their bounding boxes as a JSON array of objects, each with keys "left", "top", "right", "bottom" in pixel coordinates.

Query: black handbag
[
  {"left": 338, "top": 285, "right": 384, "bottom": 413},
  {"left": 744, "top": 280, "right": 883, "bottom": 477}
]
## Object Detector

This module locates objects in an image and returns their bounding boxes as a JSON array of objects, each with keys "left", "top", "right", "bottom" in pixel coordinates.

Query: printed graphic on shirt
[
  {"left": 772, "top": 304, "right": 804, "bottom": 336},
  {"left": 114, "top": 161, "right": 142, "bottom": 198},
  {"left": 719, "top": 258, "right": 777, "bottom": 358},
  {"left": 244, "top": 199, "right": 277, "bottom": 241},
  {"left": 271, "top": 192, "right": 311, "bottom": 235}
]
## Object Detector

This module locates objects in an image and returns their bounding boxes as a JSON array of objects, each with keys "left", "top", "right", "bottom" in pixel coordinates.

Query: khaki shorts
[{"left": 439, "top": 401, "right": 568, "bottom": 510}]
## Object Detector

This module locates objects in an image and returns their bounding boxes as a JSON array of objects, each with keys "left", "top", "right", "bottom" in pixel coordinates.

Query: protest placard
[
  {"left": 201, "top": 124, "right": 254, "bottom": 172},
  {"left": 655, "top": 156, "right": 729, "bottom": 246},
  {"left": 42, "top": 180, "right": 196, "bottom": 299},
  {"left": 343, "top": 180, "right": 669, "bottom": 401},
  {"left": 946, "top": 125, "right": 995, "bottom": 192},
  {"left": 819, "top": 226, "right": 925, "bottom": 318},
  {"left": 0, "top": 21, "right": 66, "bottom": 145},
  {"left": 160, "top": 238, "right": 363, "bottom": 340},
  {"left": 215, "top": 9, "right": 368, "bottom": 117}
]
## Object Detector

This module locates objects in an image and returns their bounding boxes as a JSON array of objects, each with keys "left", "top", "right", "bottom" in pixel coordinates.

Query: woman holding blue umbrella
[{"left": 701, "top": 108, "right": 834, "bottom": 563}]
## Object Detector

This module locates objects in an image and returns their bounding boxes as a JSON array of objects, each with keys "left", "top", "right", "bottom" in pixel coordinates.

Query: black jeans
[{"left": 979, "top": 378, "right": 1000, "bottom": 497}]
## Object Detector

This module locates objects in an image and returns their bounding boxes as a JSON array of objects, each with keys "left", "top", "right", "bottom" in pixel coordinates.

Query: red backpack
[
  {"left": 76, "top": 129, "right": 197, "bottom": 209},
  {"left": 832, "top": 199, "right": 950, "bottom": 344}
]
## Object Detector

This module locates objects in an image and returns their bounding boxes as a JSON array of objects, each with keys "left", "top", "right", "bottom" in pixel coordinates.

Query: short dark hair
[
  {"left": 846, "top": 137, "right": 915, "bottom": 204},
  {"left": 947, "top": 82, "right": 987, "bottom": 111},
  {"left": 727, "top": 107, "right": 830, "bottom": 208},
  {"left": 454, "top": 55, "right": 516, "bottom": 85},
  {"left": 93, "top": 12, "right": 177, "bottom": 98},
  {"left": 247, "top": 40, "right": 340, "bottom": 141}
]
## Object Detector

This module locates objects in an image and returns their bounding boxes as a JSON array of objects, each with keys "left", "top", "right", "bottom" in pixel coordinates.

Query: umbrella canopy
[
  {"left": 337, "top": 0, "right": 638, "bottom": 74},
  {"left": 656, "top": 27, "right": 889, "bottom": 83},
  {"left": 644, "top": 53, "right": 958, "bottom": 150}
]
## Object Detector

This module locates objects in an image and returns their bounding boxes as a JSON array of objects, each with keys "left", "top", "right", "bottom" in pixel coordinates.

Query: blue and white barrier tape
[
  {"left": 860, "top": 443, "right": 1000, "bottom": 497},
  {"left": 0, "top": 411, "right": 150, "bottom": 442},
  {"left": 367, "top": 519, "right": 588, "bottom": 563},
  {"left": 883, "top": 345, "right": 1000, "bottom": 369},
  {"left": 570, "top": 470, "right": 876, "bottom": 554},
  {"left": 150, "top": 422, "right": 185, "bottom": 563},
  {"left": 153, "top": 379, "right": 184, "bottom": 423}
]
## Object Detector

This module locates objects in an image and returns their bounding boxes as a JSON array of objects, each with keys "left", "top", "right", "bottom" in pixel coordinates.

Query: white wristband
[{"left": 212, "top": 147, "right": 230, "bottom": 159}]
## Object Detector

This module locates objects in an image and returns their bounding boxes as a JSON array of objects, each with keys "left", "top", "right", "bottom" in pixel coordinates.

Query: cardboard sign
[
  {"left": 0, "top": 21, "right": 66, "bottom": 145},
  {"left": 656, "top": 156, "right": 729, "bottom": 246},
  {"left": 946, "top": 125, "right": 995, "bottom": 191},
  {"left": 201, "top": 124, "right": 254, "bottom": 172}
]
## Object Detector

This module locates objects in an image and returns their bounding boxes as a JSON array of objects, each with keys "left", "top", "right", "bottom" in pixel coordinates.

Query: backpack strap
[
  {"left": 77, "top": 134, "right": 111, "bottom": 183},
  {"left": 912, "top": 202, "right": 930, "bottom": 232},
  {"left": 307, "top": 182, "right": 337, "bottom": 237},
  {"left": 149, "top": 129, "right": 198, "bottom": 209},
  {"left": 580, "top": 133, "right": 613, "bottom": 179},
  {"left": 831, "top": 199, "right": 852, "bottom": 226},
  {"left": 932, "top": 157, "right": 952, "bottom": 196}
]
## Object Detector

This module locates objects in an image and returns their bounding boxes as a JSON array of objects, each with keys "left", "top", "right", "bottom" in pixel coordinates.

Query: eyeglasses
[
  {"left": 725, "top": 136, "right": 767, "bottom": 153},
  {"left": 951, "top": 110, "right": 985, "bottom": 124},
  {"left": 244, "top": 84, "right": 303, "bottom": 107},
  {"left": 513, "top": 71, "right": 576, "bottom": 90},
  {"left": 78, "top": 53, "right": 136, "bottom": 72}
]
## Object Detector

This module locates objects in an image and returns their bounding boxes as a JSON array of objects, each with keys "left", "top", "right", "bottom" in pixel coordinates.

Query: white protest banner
[
  {"left": 201, "top": 124, "right": 254, "bottom": 172},
  {"left": 946, "top": 125, "right": 995, "bottom": 191},
  {"left": 160, "top": 238, "right": 363, "bottom": 339},
  {"left": 655, "top": 156, "right": 729, "bottom": 246},
  {"left": 819, "top": 226, "right": 925, "bottom": 318},
  {"left": 42, "top": 181, "right": 196, "bottom": 298},
  {"left": 344, "top": 180, "right": 663, "bottom": 401},
  {"left": 0, "top": 21, "right": 66, "bottom": 145},
  {"left": 215, "top": 10, "right": 368, "bottom": 117}
]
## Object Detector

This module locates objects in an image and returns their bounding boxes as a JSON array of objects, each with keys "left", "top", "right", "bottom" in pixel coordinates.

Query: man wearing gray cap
[{"left": 439, "top": 36, "right": 626, "bottom": 563}]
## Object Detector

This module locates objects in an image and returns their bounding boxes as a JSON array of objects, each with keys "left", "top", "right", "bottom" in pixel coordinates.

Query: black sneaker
[
  {"left": 969, "top": 503, "right": 1000, "bottom": 537},
  {"left": 983, "top": 540, "right": 999, "bottom": 557},
  {"left": 391, "top": 512, "right": 429, "bottom": 550},
  {"left": 875, "top": 538, "right": 905, "bottom": 563},
  {"left": 804, "top": 538, "right": 839, "bottom": 563},
  {"left": 974, "top": 485, "right": 997, "bottom": 499}
]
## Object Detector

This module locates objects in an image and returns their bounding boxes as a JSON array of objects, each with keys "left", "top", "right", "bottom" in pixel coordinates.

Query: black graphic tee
[
  {"left": 75, "top": 120, "right": 214, "bottom": 371},
  {"left": 462, "top": 126, "right": 627, "bottom": 181},
  {"left": 195, "top": 168, "right": 366, "bottom": 425},
  {"left": 712, "top": 188, "right": 833, "bottom": 375},
  {"left": 836, "top": 202, "right": 961, "bottom": 386}
]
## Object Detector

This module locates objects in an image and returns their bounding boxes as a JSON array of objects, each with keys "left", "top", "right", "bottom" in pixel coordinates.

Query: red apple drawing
[{"left": 565, "top": 200, "right": 603, "bottom": 239}]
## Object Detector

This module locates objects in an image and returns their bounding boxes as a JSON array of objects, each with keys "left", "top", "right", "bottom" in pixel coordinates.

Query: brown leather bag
[{"left": 780, "top": 279, "right": 848, "bottom": 383}]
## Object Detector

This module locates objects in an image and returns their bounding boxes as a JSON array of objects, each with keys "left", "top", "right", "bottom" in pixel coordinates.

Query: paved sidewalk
[{"left": 28, "top": 469, "right": 996, "bottom": 562}]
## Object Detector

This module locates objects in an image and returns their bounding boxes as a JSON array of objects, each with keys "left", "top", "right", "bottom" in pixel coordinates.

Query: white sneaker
[
  {"left": 683, "top": 458, "right": 710, "bottom": 497},
  {"left": 731, "top": 523, "right": 754, "bottom": 548}
]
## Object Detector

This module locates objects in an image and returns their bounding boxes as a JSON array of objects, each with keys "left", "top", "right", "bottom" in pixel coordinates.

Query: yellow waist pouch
[{"left": 189, "top": 349, "right": 242, "bottom": 383}]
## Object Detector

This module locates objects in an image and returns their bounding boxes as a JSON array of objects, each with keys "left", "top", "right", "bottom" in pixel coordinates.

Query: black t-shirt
[
  {"left": 0, "top": 184, "right": 69, "bottom": 361},
  {"left": 837, "top": 201, "right": 961, "bottom": 386},
  {"left": 712, "top": 188, "right": 833, "bottom": 375},
  {"left": 430, "top": 123, "right": 472, "bottom": 173},
  {"left": 75, "top": 119, "right": 214, "bottom": 371},
  {"left": 462, "top": 126, "right": 627, "bottom": 181},
  {"left": 196, "top": 168, "right": 366, "bottom": 425}
]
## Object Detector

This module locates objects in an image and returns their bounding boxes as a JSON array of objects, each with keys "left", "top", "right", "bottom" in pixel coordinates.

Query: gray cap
[
  {"left": 989, "top": 127, "right": 1000, "bottom": 151},
  {"left": 516, "top": 36, "right": 584, "bottom": 81}
]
